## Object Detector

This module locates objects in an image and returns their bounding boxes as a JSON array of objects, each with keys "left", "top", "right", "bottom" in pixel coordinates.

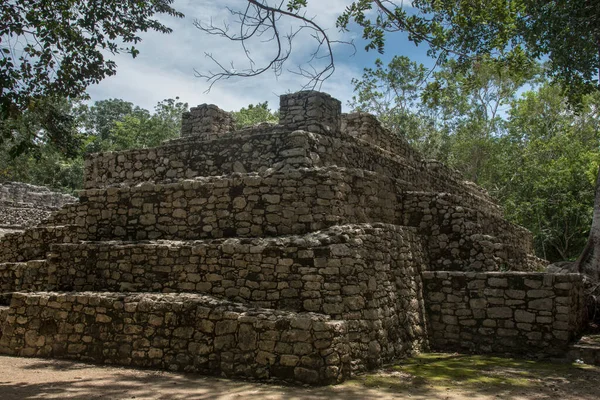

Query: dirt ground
[{"left": 1, "top": 353, "right": 598, "bottom": 400}]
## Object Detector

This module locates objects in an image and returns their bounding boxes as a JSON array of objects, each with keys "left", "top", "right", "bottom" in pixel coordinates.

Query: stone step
[
  {"left": 70, "top": 168, "right": 522, "bottom": 251},
  {"left": 83, "top": 128, "right": 498, "bottom": 214},
  {"left": 402, "top": 191, "right": 534, "bottom": 255},
  {"left": 0, "top": 260, "right": 51, "bottom": 293},
  {"left": 0, "top": 225, "right": 78, "bottom": 263},
  {"left": 38, "top": 203, "right": 80, "bottom": 227},
  {"left": 566, "top": 334, "right": 600, "bottom": 365},
  {"left": 72, "top": 167, "right": 405, "bottom": 241},
  {"left": 0, "top": 291, "right": 350, "bottom": 384},
  {"left": 47, "top": 223, "right": 427, "bottom": 319},
  {"left": 428, "top": 234, "right": 542, "bottom": 272}
]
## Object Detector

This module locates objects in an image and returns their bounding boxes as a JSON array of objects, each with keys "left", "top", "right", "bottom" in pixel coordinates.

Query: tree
[
  {"left": 79, "top": 98, "right": 188, "bottom": 153},
  {"left": 495, "top": 85, "right": 600, "bottom": 262},
  {"left": 107, "top": 98, "right": 188, "bottom": 151},
  {"left": 1, "top": 0, "right": 183, "bottom": 153},
  {"left": 231, "top": 102, "right": 279, "bottom": 129},
  {"left": 202, "top": 0, "right": 600, "bottom": 278},
  {"left": 0, "top": 97, "right": 85, "bottom": 193},
  {"left": 348, "top": 56, "right": 445, "bottom": 158},
  {"left": 422, "top": 58, "right": 539, "bottom": 184},
  {"left": 194, "top": 0, "right": 352, "bottom": 90},
  {"left": 349, "top": 56, "right": 538, "bottom": 183},
  {"left": 0, "top": 96, "right": 83, "bottom": 158},
  {"left": 1, "top": 97, "right": 188, "bottom": 193}
]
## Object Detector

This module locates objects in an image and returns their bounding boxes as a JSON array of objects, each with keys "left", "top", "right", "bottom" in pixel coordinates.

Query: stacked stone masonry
[
  {"left": 423, "top": 271, "right": 585, "bottom": 355},
  {"left": 0, "top": 91, "right": 584, "bottom": 384},
  {"left": 0, "top": 182, "right": 76, "bottom": 237},
  {"left": 0, "top": 292, "right": 350, "bottom": 384}
]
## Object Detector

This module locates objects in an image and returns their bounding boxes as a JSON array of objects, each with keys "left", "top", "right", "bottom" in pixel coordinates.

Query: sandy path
[{"left": 0, "top": 355, "right": 596, "bottom": 400}]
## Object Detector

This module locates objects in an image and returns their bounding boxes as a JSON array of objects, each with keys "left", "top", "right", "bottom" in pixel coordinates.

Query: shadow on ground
[{"left": 1, "top": 353, "right": 599, "bottom": 400}]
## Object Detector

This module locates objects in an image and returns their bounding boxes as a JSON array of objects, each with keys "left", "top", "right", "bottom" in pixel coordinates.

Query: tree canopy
[
  {"left": 200, "top": 1, "right": 599, "bottom": 99},
  {"left": 1, "top": 0, "right": 183, "bottom": 116},
  {"left": 1, "top": 0, "right": 182, "bottom": 155}
]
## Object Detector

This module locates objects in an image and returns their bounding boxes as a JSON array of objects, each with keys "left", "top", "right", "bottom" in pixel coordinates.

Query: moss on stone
[{"left": 352, "top": 353, "right": 596, "bottom": 390}]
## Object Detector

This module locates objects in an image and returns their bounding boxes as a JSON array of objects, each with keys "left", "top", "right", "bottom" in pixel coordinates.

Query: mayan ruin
[
  {"left": 0, "top": 91, "right": 589, "bottom": 384},
  {"left": 0, "top": 182, "right": 76, "bottom": 238}
]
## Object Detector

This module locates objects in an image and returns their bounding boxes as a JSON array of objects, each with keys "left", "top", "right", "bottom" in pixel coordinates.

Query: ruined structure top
[
  {"left": 0, "top": 90, "right": 585, "bottom": 385},
  {"left": 279, "top": 91, "right": 342, "bottom": 135},
  {"left": 180, "top": 103, "right": 236, "bottom": 140}
]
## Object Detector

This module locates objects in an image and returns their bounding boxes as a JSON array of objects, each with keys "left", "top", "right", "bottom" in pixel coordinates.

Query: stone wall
[
  {"left": 0, "top": 202, "right": 52, "bottom": 229},
  {"left": 0, "top": 225, "right": 77, "bottom": 263},
  {"left": 341, "top": 113, "right": 420, "bottom": 163},
  {"left": 279, "top": 91, "right": 341, "bottom": 135},
  {"left": 83, "top": 125, "right": 498, "bottom": 216},
  {"left": 0, "top": 90, "right": 578, "bottom": 385},
  {"left": 423, "top": 271, "right": 585, "bottom": 355},
  {"left": 0, "top": 292, "right": 350, "bottom": 384},
  {"left": 0, "top": 182, "right": 76, "bottom": 209},
  {"left": 401, "top": 192, "right": 543, "bottom": 271},
  {"left": 0, "top": 183, "right": 76, "bottom": 235},
  {"left": 6, "top": 224, "right": 429, "bottom": 372},
  {"left": 0, "top": 260, "right": 49, "bottom": 293},
  {"left": 56, "top": 168, "right": 537, "bottom": 272},
  {"left": 181, "top": 104, "right": 236, "bottom": 139}
]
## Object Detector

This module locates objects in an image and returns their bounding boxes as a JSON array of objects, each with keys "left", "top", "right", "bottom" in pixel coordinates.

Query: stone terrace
[
  {"left": 0, "top": 182, "right": 76, "bottom": 237},
  {"left": 0, "top": 91, "right": 585, "bottom": 384}
]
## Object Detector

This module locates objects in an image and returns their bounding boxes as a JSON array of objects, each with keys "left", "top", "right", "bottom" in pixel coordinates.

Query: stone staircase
[
  {"left": 0, "top": 91, "right": 584, "bottom": 384},
  {"left": 567, "top": 334, "right": 600, "bottom": 365}
]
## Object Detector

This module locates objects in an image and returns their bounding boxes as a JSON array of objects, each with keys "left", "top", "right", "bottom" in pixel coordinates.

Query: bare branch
[{"left": 194, "top": 0, "right": 354, "bottom": 92}]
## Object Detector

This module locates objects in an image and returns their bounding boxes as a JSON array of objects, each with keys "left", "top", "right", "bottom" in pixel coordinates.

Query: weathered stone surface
[
  {"left": 0, "top": 90, "right": 585, "bottom": 386},
  {"left": 0, "top": 292, "right": 349, "bottom": 384},
  {"left": 423, "top": 271, "right": 585, "bottom": 355},
  {"left": 0, "top": 182, "right": 76, "bottom": 237}
]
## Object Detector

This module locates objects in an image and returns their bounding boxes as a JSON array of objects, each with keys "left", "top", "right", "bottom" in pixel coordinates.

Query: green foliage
[
  {"left": 350, "top": 54, "right": 597, "bottom": 261},
  {"left": 0, "top": 96, "right": 83, "bottom": 159},
  {"left": 337, "top": 0, "right": 599, "bottom": 103},
  {"left": 348, "top": 56, "right": 446, "bottom": 159},
  {"left": 423, "top": 58, "right": 539, "bottom": 183},
  {"left": 0, "top": 0, "right": 182, "bottom": 156},
  {"left": 349, "top": 56, "right": 539, "bottom": 183},
  {"left": 231, "top": 102, "right": 279, "bottom": 129},
  {"left": 79, "top": 98, "right": 188, "bottom": 153},
  {"left": 0, "top": 97, "right": 188, "bottom": 193},
  {"left": 0, "top": 145, "right": 83, "bottom": 195},
  {"left": 493, "top": 86, "right": 600, "bottom": 261},
  {"left": 0, "top": 0, "right": 183, "bottom": 119}
]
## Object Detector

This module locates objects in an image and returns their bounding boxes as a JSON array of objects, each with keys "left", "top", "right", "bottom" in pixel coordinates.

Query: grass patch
[{"left": 352, "top": 353, "right": 596, "bottom": 390}]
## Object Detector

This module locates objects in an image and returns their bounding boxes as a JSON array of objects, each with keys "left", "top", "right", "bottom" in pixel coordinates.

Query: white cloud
[{"left": 87, "top": 0, "right": 364, "bottom": 113}]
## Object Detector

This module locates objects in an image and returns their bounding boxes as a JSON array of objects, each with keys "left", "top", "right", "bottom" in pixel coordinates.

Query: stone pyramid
[{"left": 0, "top": 91, "right": 585, "bottom": 384}]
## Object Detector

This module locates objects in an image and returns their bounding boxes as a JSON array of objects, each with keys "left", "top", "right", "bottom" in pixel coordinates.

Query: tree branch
[{"left": 194, "top": 0, "right": 354, "bottom": 91}]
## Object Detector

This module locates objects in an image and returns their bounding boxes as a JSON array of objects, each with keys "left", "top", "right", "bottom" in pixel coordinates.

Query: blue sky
[{"left": 86, "top": 0, "right": 432, "bottom": 113}]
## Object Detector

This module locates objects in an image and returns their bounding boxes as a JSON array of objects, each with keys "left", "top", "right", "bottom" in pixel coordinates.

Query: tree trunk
[{"left": 574, "top": 166, "right": 600, "bottom": 281}]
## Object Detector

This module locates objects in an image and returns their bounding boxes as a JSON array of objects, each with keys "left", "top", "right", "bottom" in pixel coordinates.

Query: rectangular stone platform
[
  {"left": 1, "top": 223, "right": 430, "bottom": 372},
  {"left": 0, "top": 90, "right": 581, "bottom": 385},
  {"left": 83, "top": 129, "right": 498, "bottom": 215},
  {"left": 0, "top": 292, "right": 350, "bottom": 384},
  {"left": 50, "top": 168, "right": 537, "bottom": 272},
  {"left": 422, "top": 271, "right": 585, "bottom": 355},
  {"left": 46, "top": 224, "right": 426, "bottom": 314}
]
